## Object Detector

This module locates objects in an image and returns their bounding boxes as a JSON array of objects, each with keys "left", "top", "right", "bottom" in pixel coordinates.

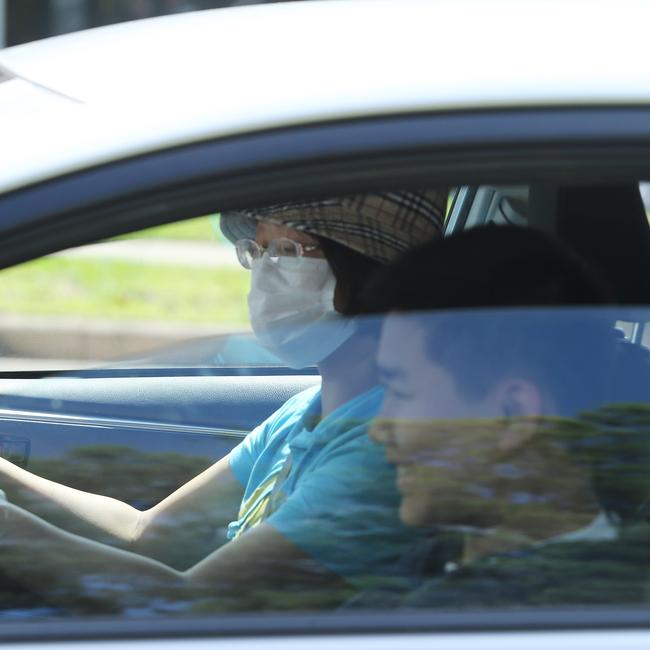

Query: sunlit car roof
[{"left": 1, "top": 0, "right": 650, "bottom": 195}]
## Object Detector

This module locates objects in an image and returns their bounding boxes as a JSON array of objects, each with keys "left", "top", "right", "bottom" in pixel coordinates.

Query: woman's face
[{"left": 255, "top": 221, "right": 347, "bottom": 311}]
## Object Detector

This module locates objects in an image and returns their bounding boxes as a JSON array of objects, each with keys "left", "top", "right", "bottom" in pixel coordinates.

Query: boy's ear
[
  {"left": 494, "top": 379, "right": 544, "bottom": 454},
  {"left": 500, "top": 379, "right": 543, "bottom": 417}
]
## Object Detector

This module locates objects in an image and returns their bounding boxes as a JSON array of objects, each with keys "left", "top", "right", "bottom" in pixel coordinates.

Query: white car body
[
  {"left": 2, "top": 0, "right": 650, "bottom": 195},
  {"left": 0, "top": 1, "right": 649, "bottom": 648}
]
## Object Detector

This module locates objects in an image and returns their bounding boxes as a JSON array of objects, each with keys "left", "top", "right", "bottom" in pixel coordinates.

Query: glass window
[
  {"left": 0, "top": 308, "right": 648, "bottom": 617},
  {"left": 0, "top": 190, "right": 648, "bottom": 624},
  {"left": 0, "top": 215, "right": 283, "bottom": 372}
]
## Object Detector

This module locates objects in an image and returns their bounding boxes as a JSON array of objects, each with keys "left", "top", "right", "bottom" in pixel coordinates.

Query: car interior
[
  {"left": 460, "top": 183, "right": 650, "bottom": 403},
  {"left": 0, "top": 178, "right": 649, "bottom": 617}
]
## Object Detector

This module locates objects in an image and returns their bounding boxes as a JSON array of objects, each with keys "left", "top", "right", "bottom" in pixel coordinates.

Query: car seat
[
  {"left": 529, "top": 182, "right": 650, "bottom": 418},
  {"left": 529, "top": 183, "right": 650, "bottom": 304}
]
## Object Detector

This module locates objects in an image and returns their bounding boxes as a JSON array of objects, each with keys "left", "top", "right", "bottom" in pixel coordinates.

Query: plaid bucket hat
[{"left": 219, "top": 190, "right": 447, "bottom": 264}]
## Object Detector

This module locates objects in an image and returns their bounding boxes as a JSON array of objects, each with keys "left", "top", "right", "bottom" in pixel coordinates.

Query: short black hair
[
  {"left": 364, "top": 225, "right": 612, "bottom": 313},
  {"left": 364, "top": 225, "right": 615, "bottom": 414},
  {"left": 366, "top": 226, "right": 650, "bottom": 522}
]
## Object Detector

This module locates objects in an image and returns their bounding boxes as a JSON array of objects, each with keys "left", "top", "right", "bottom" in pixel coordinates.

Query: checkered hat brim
[{"left": 220, "top": 190, "right": 446, "bottom": 263}]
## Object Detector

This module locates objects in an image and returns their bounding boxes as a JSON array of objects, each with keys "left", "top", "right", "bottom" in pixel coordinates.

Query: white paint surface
[{"left": 1, "top": 0, "right": 650, "bottom": 195}]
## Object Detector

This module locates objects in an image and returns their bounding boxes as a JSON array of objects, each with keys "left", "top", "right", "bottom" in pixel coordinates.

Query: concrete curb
[{"left": 1, "top": 240, "right": 245, "bottom": 364}]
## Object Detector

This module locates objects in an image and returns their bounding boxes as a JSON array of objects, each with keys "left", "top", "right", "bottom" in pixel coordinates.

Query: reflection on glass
[
  {"left": 355, "top": 309, "right": 650, "bottom": 609},
  {"left": 0, "top": 308, "right": 648, "bottom": 618}
]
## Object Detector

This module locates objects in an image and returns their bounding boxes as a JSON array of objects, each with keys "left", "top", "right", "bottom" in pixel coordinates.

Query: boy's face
[
  {"left": 371, "top": 314, "right": 503, "bottom": 528},
  {"left": 371, "top": 314, "right": 592, "bottom": 533}
]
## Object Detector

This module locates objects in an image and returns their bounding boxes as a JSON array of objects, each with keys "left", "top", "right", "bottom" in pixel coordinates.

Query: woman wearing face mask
[
  {"left": 215, "top": 194, "right": 446, "bottom": 588},
  {"left": 0, "top": 192, "right": 444, "bottom": 611}
]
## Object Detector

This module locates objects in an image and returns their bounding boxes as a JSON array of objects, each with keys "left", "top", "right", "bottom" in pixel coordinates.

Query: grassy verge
[{"left": 0, "top": 257, "right": 249, "bottom": 327}]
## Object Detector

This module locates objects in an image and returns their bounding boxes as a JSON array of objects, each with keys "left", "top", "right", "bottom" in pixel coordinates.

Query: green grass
[
  {"left": 114, "top": 215, "right": 220, "bottom": 242},
  {"left": 0, "top": 257, "right": 250, "bottom": 327}
]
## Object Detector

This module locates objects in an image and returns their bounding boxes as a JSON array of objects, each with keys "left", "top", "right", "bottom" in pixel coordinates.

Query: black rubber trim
[
  {"left": 0, "top": 607, "right": 647, "bottom": 643},
  {"left": 3, "top": 107, "right": 650, "bottom": 268},
  {"left": 0, "top": 366, "right": 319, "bottom": 380}
]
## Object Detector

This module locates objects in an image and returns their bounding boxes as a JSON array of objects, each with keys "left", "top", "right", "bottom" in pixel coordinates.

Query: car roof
[{"left": 1, "top": 0, "right": 650, "bottom": 196}]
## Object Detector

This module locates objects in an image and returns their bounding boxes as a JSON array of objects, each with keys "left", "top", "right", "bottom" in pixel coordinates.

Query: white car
[{"left": 0, "top": 1, "right": 649, "bottom": 648}]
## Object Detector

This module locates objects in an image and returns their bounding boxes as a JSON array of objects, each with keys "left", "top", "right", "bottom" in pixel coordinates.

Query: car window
[
  {"left": 0, "top": 214, "right": 302, "bottom": 541},
  {"left": 458, "top": 182, "right": 650, "bottom": 234},
  {"left": 0, "top": 307, "right": 648, "bottom": 619},
  {"left": 459, "top": 186, "right": 529, "bottom": 231},
  {"left": 0, "top": 214, "right": 284, "bottom": 373},
  {"left": 454, "top": 183, "right": 650, "bottom": 344},
  {"left": 0, "top": 187, "right": 648, "bottom": 631},
  {"left": 361, "top": 308, "right": 650, "bottom": 610}
]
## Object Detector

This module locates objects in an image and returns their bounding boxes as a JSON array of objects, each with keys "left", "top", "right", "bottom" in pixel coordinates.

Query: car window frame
[
  {"left": 5, "top": 106, "right": 650, "bottom": 268},
  {"left": 2, "top": 107, "right": 650, "bottom": 641}
]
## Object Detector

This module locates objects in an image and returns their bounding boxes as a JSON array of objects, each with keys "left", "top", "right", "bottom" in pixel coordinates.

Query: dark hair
[
  {"left": 364, "top": 225, "right": 612, "bottom": 314},
  {"left": 315, "top": 235, "right": 383, "bottom": 316},
  {"left": 364, "top": 225, "right": 615, "bottom": 414},
  {"left": 366, "top": 225, "right": 650, "bottom": 522}
]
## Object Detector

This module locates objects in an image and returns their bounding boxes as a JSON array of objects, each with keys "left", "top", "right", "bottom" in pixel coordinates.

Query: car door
[{"left": 1, "top": 107, "right": 650, "bottom": 641}]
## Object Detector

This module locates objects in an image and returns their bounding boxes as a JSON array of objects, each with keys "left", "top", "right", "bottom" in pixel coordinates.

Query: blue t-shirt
[{"left": 228, "top": 385, "right": 419, "bottom": 588}]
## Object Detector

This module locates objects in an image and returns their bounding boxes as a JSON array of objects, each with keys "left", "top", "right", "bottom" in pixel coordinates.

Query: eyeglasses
[{"left": 235, "top": 237, "right": 321, "bottom": 270}]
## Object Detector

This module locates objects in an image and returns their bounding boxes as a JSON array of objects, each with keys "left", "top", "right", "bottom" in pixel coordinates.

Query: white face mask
[{"left": 248, "top": 255, "right": 356, "bottom": 369}]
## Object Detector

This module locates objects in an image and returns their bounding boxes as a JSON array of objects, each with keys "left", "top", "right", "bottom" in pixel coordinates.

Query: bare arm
[
  {"left": 0, "top": 455, "right": 243, "bottom": 566},
  {"left": 0, "top": 503, "right": 352, "bottom": 612},
  {"left": 133, "top": 456, "right": 244, "bottom": 567}
]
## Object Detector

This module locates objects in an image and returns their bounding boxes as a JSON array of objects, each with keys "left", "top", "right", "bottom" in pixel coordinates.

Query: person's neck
[{"left": 317, "top": 333, "right": 378, "bottom": 418}]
